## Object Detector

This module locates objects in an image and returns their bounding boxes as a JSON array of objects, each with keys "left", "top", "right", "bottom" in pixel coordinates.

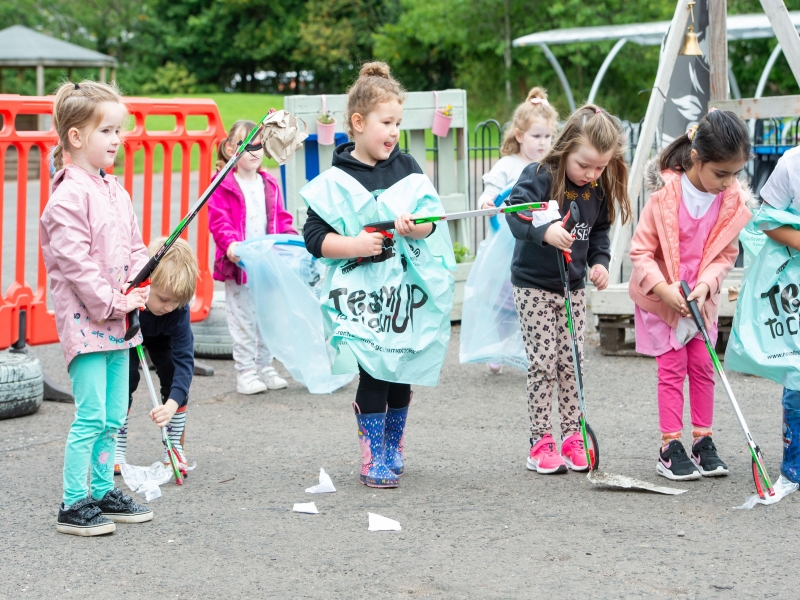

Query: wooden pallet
[{"left": 590, "top": 269, "right": 741, "bottom": 356}]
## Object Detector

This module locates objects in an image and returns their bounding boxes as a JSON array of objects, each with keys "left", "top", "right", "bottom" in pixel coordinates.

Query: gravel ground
[{"left": 1, "top": 323, "right": 797, "bottom": 599}]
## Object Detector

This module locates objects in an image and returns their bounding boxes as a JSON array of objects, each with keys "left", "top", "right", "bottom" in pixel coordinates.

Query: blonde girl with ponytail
[
  {"left": 40, "top": 80, "right": 153, "bottom": 535},
  {"left": 479, "top": 87, "right": 559, "bottom": 209}
]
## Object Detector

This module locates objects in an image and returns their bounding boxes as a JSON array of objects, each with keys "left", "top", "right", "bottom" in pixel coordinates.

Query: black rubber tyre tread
[
  {"left": 0, "top": 353, "right": 44, "bottom": 420},
  {"left": 194, "top": 342, "right": 233, "bottom": 359},
  {"left": 586, "top": 423, "right": 600, "bottom": 471}
]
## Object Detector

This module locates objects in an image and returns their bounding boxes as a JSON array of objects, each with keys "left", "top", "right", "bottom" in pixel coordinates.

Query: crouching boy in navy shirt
[{"left": 115, "top": 237, "right": 198, "bottom": 473}]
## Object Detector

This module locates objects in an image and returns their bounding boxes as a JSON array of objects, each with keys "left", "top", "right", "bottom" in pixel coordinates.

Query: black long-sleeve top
[{"left": 505, "top": 163, "right": 611, "bottom": 294}]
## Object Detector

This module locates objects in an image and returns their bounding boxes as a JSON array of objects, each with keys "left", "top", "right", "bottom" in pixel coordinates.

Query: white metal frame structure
[{"left": 513, "top": 11, "right": 800, "bottom": 111}]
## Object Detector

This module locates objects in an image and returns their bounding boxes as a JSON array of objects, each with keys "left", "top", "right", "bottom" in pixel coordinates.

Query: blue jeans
[
  {"left": 782, "top": 388, "right": 800, "bottom": 483},
  {"left": 63, "top": 351, "right": 129, "bottom": 505}
]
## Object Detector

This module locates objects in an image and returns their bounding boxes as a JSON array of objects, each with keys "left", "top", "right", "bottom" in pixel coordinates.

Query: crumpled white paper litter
[
  {"left": 735, "top": 475, "right": 799, "bottom": 510},
  {"left": 305, "top": 468, "right": 336, "bottom": 494},
  {"left": 368, "top": 513, "right": 401, "bottom": 531},
  {"left": 120, "top": 462, "right": 173, "bottom": 502},
  {"left": 293, "top": 502, "right": 319, "bottom": 514}
]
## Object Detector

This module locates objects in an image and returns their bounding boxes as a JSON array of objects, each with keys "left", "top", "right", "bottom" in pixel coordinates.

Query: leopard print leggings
[{"left": 513, "top": 286, "right": 586, "bottom": 439}]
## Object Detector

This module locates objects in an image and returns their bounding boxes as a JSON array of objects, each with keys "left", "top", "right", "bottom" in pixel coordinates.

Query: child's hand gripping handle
[
  {"left": 560, "top": 201, "right": 581, "bottom": 265},
  {"left": 680, "top": 280, "right": 706, "bottom": 334},
  {"left": 363, "top": 221, "right": 395, "bottom": 238},
  {"left": 123, "top": 256, "right": 158, "bottom": 341}
]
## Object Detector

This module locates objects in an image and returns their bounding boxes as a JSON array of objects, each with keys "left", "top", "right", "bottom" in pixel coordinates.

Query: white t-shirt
[
  {"left": 235, "top": 174, "right": 268, "bottom": 240},
  {"left": 760, "top": 146, "right": 800, "bottom": 211},
  {"left": 479, "top": 154, "right": 529, "bottom": 206},
  {"left": 681, "top": 173, "right": 717, "bottom": 218}
]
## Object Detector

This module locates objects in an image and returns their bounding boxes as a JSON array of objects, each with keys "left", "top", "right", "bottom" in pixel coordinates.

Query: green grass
[
  {"left": 118, "top": 93, "right": 285, "bottom": 175},
  {"left": 116, "top": 92, "right": 501, "bottom": 175}
]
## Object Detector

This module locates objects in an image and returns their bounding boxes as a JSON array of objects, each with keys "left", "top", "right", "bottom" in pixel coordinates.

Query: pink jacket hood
[
  {"left": 628, "top": 161, "right": 753, "bottom": 329},
  {"left": 207, "top": 169, "right": 297, "bottom": 285},
  {"left": 39, "top": 165, "right": 149, "bottom": 366}
]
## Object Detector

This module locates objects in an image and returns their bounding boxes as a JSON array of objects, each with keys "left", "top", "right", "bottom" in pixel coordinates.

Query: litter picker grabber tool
[
  {"left": 557, "top": 200, "right": 600, "bottom": 471},
  {"left": 134, "top": 342, "right": 185, "bottom": 485},
  {"left": 680, "top": 280, "right": 775, "bottom": 499},
  {"left": 363, "top": 201, "right": 549, "bottom": 235},
  {"left": 123, "top": 108, "right": 306, "bottom": 341},
  {"left": 557, "top": 203, "right": 685, "bottom": 495}
]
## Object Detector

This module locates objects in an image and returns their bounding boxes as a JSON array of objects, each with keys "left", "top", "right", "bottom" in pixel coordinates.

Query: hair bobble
[
  {"left": 595, "top": 107, "right": 602, "bottom": 114},
  {"left": 708, "top": 107, "right": 717, "bottom": 114},
  {"left": 687, "top": 125, "right": 698, "bottom": 141},
  {"left": 74, "top": 83, "right": 80, "bottom": 90},
  {"left": 530, "top": 98, "right": 550, "bottom": 107}
]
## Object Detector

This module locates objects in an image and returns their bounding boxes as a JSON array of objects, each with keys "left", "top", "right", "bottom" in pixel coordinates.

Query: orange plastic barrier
[{"left": 0, "top": 95, "right": 225, "bottom": 350}]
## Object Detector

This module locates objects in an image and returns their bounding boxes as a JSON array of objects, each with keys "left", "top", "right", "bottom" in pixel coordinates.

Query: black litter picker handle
[
  {"left": 679, "top": 280, "right": 706, "bottom": 334},
  {"left": 562, "top": 200, "right": 580, "bottom": 233}
]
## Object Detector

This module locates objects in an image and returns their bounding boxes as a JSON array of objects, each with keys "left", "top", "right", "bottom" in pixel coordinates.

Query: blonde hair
[
  {"left": 538, "top": 104, "right": 631, "bottom": 225},
  {"left": 148, "top": 236, "right": 198, "bottom": 307},
  {"left": 500, "top": 87, "right": 559, "bottom": 157},
  {"left": 344, "top": 61, "right": 406, "bottom": 139},
  {"left": 51, "top": 80, "right": 126, "bottom": 171},
  {"left": 215, "top": 119, "right": 260, "bottom": 172}
]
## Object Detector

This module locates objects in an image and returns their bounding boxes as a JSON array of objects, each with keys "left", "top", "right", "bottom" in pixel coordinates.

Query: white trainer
[
  {"left": 237, "top": 370, "right": 267, "bottom": 395},
  {"left": 261, "top": 365, "right": 288, "bottom": 390}
]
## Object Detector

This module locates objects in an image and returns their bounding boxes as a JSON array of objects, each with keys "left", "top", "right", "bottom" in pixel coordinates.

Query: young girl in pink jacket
[
  {"left": 40, "top": 81, "right": 153, "bottom": 535},
  {"left": 208, "top": 120, "right": 297, "bottom": 395},
  {"left": 629, "top": 109, "right": 752, "bottom": 481}
]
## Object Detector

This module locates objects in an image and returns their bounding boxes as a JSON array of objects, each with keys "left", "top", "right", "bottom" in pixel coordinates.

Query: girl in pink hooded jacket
[
  {"left": 40, "top": 81, "right": 153, "bottom": 536},
  {"left": 208, "top": 120, "right": 297, "bottom": 395},
  {"left": 629, "top": 109, "right": 752, "bottom": 482}
]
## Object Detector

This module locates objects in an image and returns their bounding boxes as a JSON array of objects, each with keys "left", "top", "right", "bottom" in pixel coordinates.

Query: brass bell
[
  {"left": 679, "top": 27, "right": 703, "bottom": 56},
  {"left": 679, "top": 1, "right": 704, "bottom": 57}
]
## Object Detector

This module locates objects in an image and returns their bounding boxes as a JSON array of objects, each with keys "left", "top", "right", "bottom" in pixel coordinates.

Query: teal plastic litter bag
[
  {"left": 237, "top": 234, "right": 355, "bottom": 394},
  {"left": 725, "top": 204, "right": 800, "bottom": 390},
  {"left": 459, "top": 216, "right": 527, "bottom": 371},
  {"left": 301, "top": 169, "right": 456, "bottom": 386}
]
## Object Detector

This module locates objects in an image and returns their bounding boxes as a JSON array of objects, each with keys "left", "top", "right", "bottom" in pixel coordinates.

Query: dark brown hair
[
  {"left": 539, "top": 104, "right": 631, "bottom": 224},
  {"left": 344, "top": 61, "right": 406, "bottom": 139},
  {"left": 659, "top": 109, "right": 750, "bottom": 172}
]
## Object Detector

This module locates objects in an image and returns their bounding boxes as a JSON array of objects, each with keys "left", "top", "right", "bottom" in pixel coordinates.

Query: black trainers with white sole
[
  {"left": 691, "top": 435, "right": 729, "bottom": 476},
  {"left": 56, "top": 498, "right": 116, "bottom": 536},
  {"left": 656, "top": 440, "right": 701, "bottom": 481},
  {"left": 95, "top": 488, "right": 153, "bottom": 524}
]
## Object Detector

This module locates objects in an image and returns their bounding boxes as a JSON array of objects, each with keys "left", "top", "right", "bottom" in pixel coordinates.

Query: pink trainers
[
  {"left": 561, "top": 432, "right": 589, "bottom": 471},
  {"left": 527, "top": 434, "right": 568, "bottom": 474}
]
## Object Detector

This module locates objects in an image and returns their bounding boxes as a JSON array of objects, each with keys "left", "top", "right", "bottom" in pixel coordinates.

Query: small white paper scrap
[
  {"left": 293, "top": 502, "right": 319, "bottom": 514},
  {"left": 368, "top": 512, "right": 401, "bottom": 531},
  {"left": 305, "top": 468, "right": 336, "bottom": 494}
]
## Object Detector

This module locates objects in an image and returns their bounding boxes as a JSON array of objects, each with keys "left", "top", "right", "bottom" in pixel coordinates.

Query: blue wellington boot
[
  {"left": 355, "top": 409, "right": 398, "bottom": 488},
  {"left": 782, "top": 405, "right": 800, "bottom": 483},
  {"left": 385, "top": 405, "right": 409, "bottom": 476}
]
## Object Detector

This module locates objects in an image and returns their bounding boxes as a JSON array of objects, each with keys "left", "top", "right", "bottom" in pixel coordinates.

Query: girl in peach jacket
[{"left": 629, "top": 109, "right": 752, "bottom": 482}]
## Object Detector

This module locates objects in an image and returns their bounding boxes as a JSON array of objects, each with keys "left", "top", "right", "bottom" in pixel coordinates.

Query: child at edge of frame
[
  {"left": 751, "top": 145, "right": 800, "bottom": 484},
  {"left": 505, "top": 104, "right": 632, "bottom": 475},
  {"left": 39, "top": 80, "right": 154, "bottom": 536},
  {"left": 629, "top": 108, "right": 753, "bottom": 482},
  {"left": 115, "top": 236, "right": 199, "bottom": 475}
]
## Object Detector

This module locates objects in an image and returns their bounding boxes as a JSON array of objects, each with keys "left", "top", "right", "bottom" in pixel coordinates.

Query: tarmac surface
[{"left": 1, "top": 323, "right": 797, "bottom": 599}]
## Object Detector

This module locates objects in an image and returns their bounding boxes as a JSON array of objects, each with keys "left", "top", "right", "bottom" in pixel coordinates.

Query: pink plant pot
[
  {"left": 432, "top": 110, "right": 453, "bottom": 137},
  {"left": 317, "top": 120, "right": 336, "bottom": 145}
]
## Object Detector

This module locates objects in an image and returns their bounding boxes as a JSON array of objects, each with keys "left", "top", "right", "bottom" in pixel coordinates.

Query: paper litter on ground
[
  {"left": 735, "top": 475, "right": 799, "bottom": 510},
  {"left": 293, "top": 502, "right": 319, "bottom": 514},
  {"left": 368, "top": 513, "right": 401, "bottom": 531},
  {"left": 120, "top": 462, "right": 173, "bottom": 501},
  {"left": 587, "top": 470, "right": 687, "bottom": 495},
  {"left": 305, "top": 468, "right": 336, "bottom": 493}
]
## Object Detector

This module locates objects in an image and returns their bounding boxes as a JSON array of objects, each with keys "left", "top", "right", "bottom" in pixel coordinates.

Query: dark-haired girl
[{"left": 629, "top": 109, "right": 753, "bottom": 481}]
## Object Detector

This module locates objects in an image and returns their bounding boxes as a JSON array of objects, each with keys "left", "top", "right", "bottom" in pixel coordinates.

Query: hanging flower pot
[
  {"left": 317, "top": 94, "right": 337, "bottom": 146},
  {"left": 432, "top": 91, "right": 453, "bottom": 138}
]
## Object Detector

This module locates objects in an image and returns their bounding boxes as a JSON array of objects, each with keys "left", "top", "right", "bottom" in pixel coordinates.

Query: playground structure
[{"left": 587, "top": 0, "right": 800, "bottom": 355}]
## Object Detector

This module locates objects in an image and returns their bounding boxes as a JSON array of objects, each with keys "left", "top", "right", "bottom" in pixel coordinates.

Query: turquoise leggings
[{"left": 63, "top": 350, "right": 129, "bottom": 505}]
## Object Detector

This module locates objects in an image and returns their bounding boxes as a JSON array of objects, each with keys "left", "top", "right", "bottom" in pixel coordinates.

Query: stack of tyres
[{"left": 192, "top": 290, "right": 234, "bottom": 359}]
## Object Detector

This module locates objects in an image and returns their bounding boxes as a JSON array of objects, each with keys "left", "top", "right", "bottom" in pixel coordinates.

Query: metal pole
[
  {"left": 588, "top": 38, "right": 628, "bottom": 105},
  {"left": 538, "top": 43, "right": 576, "bottom": 113}
]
